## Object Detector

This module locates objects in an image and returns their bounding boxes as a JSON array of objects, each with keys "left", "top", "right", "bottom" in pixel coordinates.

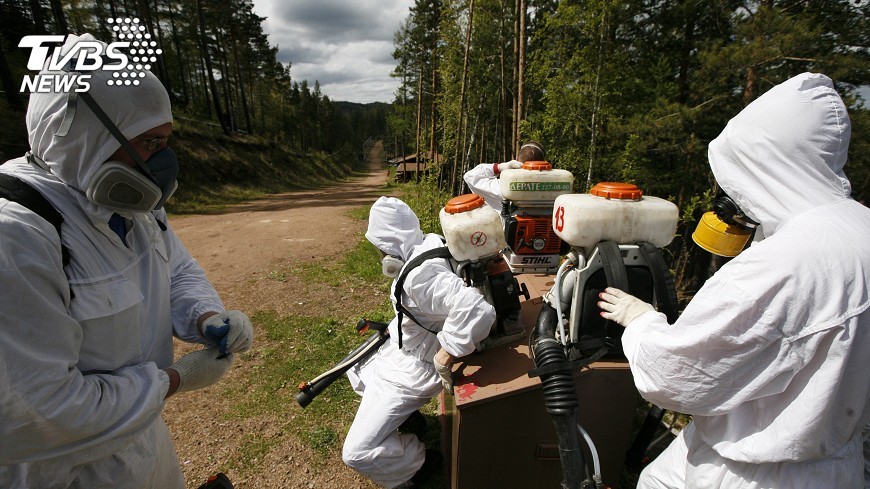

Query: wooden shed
[{"left": 390, "top": 151, "right": 443, "bottom": 182}]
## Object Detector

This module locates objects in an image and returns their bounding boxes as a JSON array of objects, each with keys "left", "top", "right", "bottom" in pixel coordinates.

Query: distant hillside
[{"left": 332, "top": 101, "right": 391, "bottom": 113}]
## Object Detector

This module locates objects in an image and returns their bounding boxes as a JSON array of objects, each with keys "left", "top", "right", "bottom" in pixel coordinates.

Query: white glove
[
  {"left": 497, "top": 160, "right": 522, "bottom": 174},
  {"left": 202, "top": 310, "right": 254, "bottom": 357},
  {"left": 169, "top": 347, "right": 233, "bottom": 393},
  {"left": 598, "top": 287, "right": 655, "bottom": 327},
  {"left": 433, "top": 349, "right": 454, "bottom": 395}
]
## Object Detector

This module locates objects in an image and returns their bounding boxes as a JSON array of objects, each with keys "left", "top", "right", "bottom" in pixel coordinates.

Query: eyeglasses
[{"left": 132, "top": 136, "right": 169, "bottom": 151}]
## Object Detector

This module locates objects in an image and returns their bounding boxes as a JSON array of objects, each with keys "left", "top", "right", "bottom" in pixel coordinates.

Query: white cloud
[{"left": 252, "top": 0, "right": 414, "bottom": 103}]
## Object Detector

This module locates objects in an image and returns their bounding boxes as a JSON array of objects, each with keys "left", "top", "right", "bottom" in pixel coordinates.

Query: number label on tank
[{"left": 554, "top": 206, "right": 566, "bottom": 232}]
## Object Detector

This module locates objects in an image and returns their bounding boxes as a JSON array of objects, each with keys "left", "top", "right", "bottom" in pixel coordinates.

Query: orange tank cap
[
  {"left": 590, "top": 182, "right": 643, "bottom": 200},
  {"left": 520, "top": 160, "right": 553, "bottom": 171},
  {"left": 444, "top": 194, "right": 486, "bottom": 214}
]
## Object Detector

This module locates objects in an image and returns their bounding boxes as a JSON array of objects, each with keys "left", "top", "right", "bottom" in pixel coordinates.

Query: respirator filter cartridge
[{"left": 692, "top": 211, "right": 753, "bottom": 257}]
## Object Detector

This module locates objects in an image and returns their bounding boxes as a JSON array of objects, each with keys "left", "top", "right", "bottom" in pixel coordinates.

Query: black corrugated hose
[{"left": 533, "top": 303, "right": 587, "bottom": 489}]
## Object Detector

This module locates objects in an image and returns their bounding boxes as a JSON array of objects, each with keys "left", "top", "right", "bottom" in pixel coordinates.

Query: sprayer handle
[
  {"left": 356, "top": 318, "right": 388, "bottom": 334},
  {"left": 296, "top": 388, "right": 315, "bottom": 408},
  {"left": 520, "top": 282, "right": 531, "bottom": 301}
]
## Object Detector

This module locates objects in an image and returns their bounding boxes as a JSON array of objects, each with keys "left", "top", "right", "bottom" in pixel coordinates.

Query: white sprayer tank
[
  {"left": 498, "top": 161, "right": 574, "bottom": 204},
  {"left": 553, "top": 182, "right": 679, "bottom": 248},
  {"left": 439, "top": 194, "right": 507, "bottom": 262}
]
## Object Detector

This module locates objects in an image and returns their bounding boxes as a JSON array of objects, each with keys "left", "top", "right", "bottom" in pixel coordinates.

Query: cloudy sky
[{"left": 250, "top": 0, "right": 415, "bottom": 104}]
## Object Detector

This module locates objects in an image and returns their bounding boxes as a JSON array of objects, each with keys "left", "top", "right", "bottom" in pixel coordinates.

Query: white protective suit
[
  {"left": 463, "top": 161, "right": 519, "bottom": 210},
  {"left": 342, "top": 196, "right": 496, "bottom": 488},
  {"left": 622, "top": 72, "right": 870, "bottom": 489},
  {"left": 0, "top": 35, "right": 224, "bottom": 488}
]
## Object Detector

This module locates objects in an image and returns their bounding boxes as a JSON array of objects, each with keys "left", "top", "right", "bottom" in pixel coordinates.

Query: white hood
[
  {"left": 708, "top": 72, "right": 851, "bottom": 237},
  {"left": 26, "top": 33, "right": 171, "bottom": 201},
  {"left": 365, "top": 196, "right": 424, "bottom": 260}
]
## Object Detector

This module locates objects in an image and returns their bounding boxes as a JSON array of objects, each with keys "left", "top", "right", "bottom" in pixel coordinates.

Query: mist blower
[
  {"left": 498, "top": 161, "right": 574, "bottom": 274},
  {"left": 528, "top": 182, "right": 681, "bottom": 488}
]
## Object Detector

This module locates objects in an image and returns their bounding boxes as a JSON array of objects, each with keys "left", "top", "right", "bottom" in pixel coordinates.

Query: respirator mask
[
  {"left": 692, "top": 189, "right": 759, "bottom": 257},
  {"left": 75, "top": 85, "right": 178, "bottom": 213},
  {"left": 381, "top": 255, "right": 405, "bottom": 278},
  {"left": 87, "top": 147, "right": 178, "bottom": 213}
]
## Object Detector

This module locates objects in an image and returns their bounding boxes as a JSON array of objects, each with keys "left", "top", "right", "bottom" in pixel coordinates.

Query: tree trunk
[
  {"left": 451, "top": 0, "right": 475, "bottom": 195},
  {"left": 148, "top": 0, "right": 172, "bottom": 95},
  {"left": 585, "top": 9, "right": 606, "bottom": 192},
  {"left": 216, "top": 40, "right": 235, "bottom": 133},
  {"left": 195, "top": 0, "right": 229, "bottom": 134},
  {"left": 198, "top": 49, "right": 210, "bottom": 116},
  {"left": 0, "top": 41, "right": 25, "bottom": 111},
  {"left": 415, "top": 60, "right": 424, "bottom": 182},
  {"left": 48, "top": 0, "right": 69, "bottom": 35},
  {"left": 744, "top": 65, "right": 756, "bottom": 105},
  {"left": 30, "top": 0, "right": 46, "bottom": 34},
  {"left": 515, "top": 0, "right": 526, "bottom": 155},
  {"left": 511, "top": 0, "right": 520, "bottom": 153},
  {"left": 429, "top": 61, "right": 437, "bottom": 167},
  {"left": 499, "top": 0, "right": 508, "bottom": 162},
  {"left": 167, "top": 3, "right": 188, "bottom": 105},
  {"left": 231, "top": 31, "right": 252, "bottom": 135},
  {"left": 677, "top": 2, "right": 696, "bottom": 104}
]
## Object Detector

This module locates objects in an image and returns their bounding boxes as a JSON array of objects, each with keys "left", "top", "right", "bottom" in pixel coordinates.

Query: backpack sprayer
[
  {"left": 528, "top": 182, "right": 680, "bottom": 489},
  {"left": 295, "top": 194, "right": 535, "bottom": 408},
  {"left": 439, "top": 194, "right": 529, "bottom": 350},
  {"left": 295, "top": 318, "right": 389, "bottom": 408},
  {"left": 498, "top": 161, "right": 574, "bottom": 274}
]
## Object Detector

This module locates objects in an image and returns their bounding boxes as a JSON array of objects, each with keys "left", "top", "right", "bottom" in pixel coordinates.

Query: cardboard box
[{"left": 441, "top": 274, "right": 640, "bottom": 488}]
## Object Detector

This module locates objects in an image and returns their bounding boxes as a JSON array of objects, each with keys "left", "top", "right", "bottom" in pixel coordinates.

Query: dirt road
[
  {"left": 164, "top": 143, "right": 393, "bottom": 488},
  {"left": 170, "top": 145, "right": 391, "bottom": 316}
]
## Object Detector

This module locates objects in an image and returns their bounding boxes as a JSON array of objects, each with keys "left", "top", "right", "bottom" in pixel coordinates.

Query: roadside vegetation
[{"left": 195, "top": 179, "right": 448, "bottom": 488}]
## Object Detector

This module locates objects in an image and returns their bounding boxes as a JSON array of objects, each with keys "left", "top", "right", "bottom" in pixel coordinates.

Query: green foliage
[
  {"left": 296, "top": 235, "right": 393, "bottom": 290},
  {"left": 398, "top": 172, "right": 452, "bottom": 235},
  {"left": 386, "top": 0, "right": 870, "bottom": 299},
  {"left": 303, "top": 427, "right": 339, "bottom": 456},
  {"left": 0, "top": 0, "right": 388, "bottom": 157}
]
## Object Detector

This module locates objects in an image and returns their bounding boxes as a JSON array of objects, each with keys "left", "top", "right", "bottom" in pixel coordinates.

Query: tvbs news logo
[{"left": 19, "top": 17, "right": 162, "bottom": 93}]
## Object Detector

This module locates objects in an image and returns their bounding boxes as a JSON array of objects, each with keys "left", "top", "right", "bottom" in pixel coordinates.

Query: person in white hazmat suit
[
  {"left": 463, "top": 140, "right": 546, "bottom": 210},
  {"left": 342, "top": 196, "right": 496, "bottom": 488},
  {"left": 597, "top": 72, "right": 870, "bottom": 489},
  {"left": 0, "top": 34, "right": 253, "bottom": 488}
]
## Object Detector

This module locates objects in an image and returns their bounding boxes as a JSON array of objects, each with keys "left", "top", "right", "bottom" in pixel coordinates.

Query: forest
[
  {"left": 1, "top": 0, "right": 869, "bottom": 299},
  {"left": 387, "top": 0, "right": 870, "bottom": 297},
  {"left": 0, "top": 0, "right": 389, "bottom": 157}
]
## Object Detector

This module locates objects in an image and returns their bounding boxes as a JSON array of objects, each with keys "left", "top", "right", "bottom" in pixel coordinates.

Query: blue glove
[{"left": 202, "top": 311, "right": 254, "bottom": 357}]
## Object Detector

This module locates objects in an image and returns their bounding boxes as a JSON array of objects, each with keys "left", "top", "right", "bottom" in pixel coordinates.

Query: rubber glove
[
  {"left": 202, "top": 310, "right": 254, "bottom": 357},
  {"left": 433, "top": 348, "right": 454, "bottom": 395},
  {"left": 598, "top": 287, "right": 655, "bottom": 327},
  {"left": 496, "top": 160, "right": 522, "bottom": 174},
  {"left": 168, "top": 347, "right": 233, "bottom": 393}
]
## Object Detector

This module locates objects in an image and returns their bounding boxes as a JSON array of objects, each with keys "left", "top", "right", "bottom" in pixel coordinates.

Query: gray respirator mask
[
  {"left": 87, "top": 145, "right": 178, "bottom": 213},
  {"left": 381, "top": 255, "right": 405, "bottom": 278}
]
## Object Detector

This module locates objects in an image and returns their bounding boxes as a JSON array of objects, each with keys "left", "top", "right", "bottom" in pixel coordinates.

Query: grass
[
  {"left": 212, "top": 199, "right": 447, "bottom": 487},
  {"left": 296, "top": 237, "right": 388, "bottom": 288}
]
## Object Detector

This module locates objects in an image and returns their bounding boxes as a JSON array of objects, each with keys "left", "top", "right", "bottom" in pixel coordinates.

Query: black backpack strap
[
  {"left": 0, "top": 173, "right": 69, "bottom": 267},
  {"left": 392, "top": 246, "right": 453, "bottom": 349},
  {"left": 594, "top": 240, "right": 629, "bottom": 349},
  {"left": 638, "top": 242, "right": 679, "bottom": 323}
]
